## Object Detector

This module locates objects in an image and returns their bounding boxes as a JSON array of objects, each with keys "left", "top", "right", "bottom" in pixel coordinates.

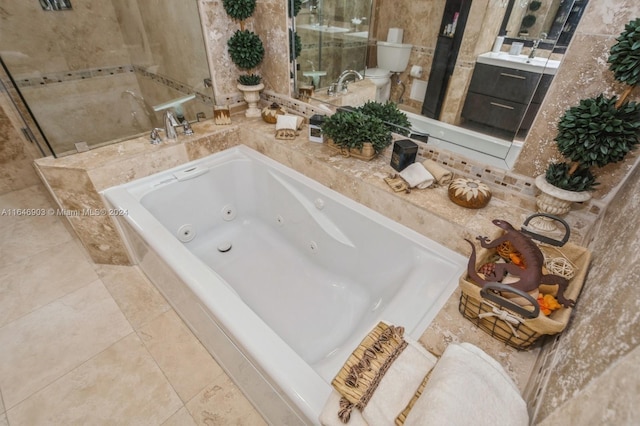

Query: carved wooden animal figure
[{"left": 465, "top": 219, "right": 575, "bottom": 308}]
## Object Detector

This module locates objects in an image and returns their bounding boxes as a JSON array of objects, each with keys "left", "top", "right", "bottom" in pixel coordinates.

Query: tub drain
[{"left": 217, "top": 241, "right": 232, "bottom": 253}]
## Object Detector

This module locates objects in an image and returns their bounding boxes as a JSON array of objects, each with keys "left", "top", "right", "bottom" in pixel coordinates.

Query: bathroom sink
[
  {"left": 302, "top": 71, "right": 327, "bottom": 87},
  {"left": 345, "top": 31, "right": 369, "bottom": 39},
  {"left": 476, "top": 52, "right": 561, "bottom": 75},
  {"left": 297, "top": 24, "right": 350, "bottom": 33}
]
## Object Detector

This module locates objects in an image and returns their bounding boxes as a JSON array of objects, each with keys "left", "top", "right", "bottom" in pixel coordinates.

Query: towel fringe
[{"left": 338, "top": 397, "right": 354, "bottom": 423}]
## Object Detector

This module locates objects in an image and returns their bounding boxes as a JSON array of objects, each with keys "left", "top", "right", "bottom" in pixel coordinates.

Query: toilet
[{"left": 364, "top": 41, "right": 413, "bottom": 102}]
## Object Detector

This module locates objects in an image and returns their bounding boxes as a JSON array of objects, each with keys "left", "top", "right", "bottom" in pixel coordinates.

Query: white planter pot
[
  {"left": 237, "top": 83, "right": 264, "bottom": 118},
  {"left": 531, "top": 174, "right": 591, "bottom": 232}
]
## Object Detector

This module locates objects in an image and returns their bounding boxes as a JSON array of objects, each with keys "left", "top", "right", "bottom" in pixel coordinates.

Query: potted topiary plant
[
  {"left": 356, "top": 101, "right": 412, "bottom": 136},
  {"left": 608, "top": 17, "right": 640, "bottom": 107},
  {"left": 223, "top": 0, "right": 265, "bottom": 117},
  {"left": 533, "top": 94, "right": 640, "bottom": 230},
  {"left": 322, "top": 109, "right": 393, "bottom": 161}
]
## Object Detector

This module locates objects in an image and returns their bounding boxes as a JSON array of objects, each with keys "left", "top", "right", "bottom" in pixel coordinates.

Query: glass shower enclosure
[{"left": 0, "top": 0, "right": 213, "bottom": 157}]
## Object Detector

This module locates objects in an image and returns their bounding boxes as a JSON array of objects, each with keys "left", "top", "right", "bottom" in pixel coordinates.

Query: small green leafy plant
[
  {"left": 356, "top": 101, "right": 412, "bottom": 136},
  {"left": 545, "top": 162, "right": 598, "bottom": 192},
  {"left": 322, "top": 110, "right": 392, "bottom": 154},
  {"left": 547, "top": 94, "right": 640, "bottom": 191},
  {"left": 238, "top": 73, "right": 262, "bottom": 86}
]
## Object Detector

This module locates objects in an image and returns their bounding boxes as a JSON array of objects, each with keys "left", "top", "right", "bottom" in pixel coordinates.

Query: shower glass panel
[
  {"left": 295, "top": 0, "right": 372, "bottom": 91},
  {"left": 0, "top": 0, "right": 213, "bottom": 157}
]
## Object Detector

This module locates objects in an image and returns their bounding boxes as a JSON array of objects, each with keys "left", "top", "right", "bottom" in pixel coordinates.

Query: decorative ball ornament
[{"left": 448, "top": 178, "right": 492, "bottom": 209}]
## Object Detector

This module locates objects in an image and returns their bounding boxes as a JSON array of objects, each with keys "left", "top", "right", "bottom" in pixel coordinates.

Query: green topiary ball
[
  {"left": 228, "top": 30, "right": 265, "bottom": 71},
  {"left": 222, "top": 0, "right": 256, "bottom": 21},
  {"left": 554, "top": 94, "right": 640, "bottom": 168},
  {"left": 608, "top": 18, "right": 640, "bottom": 87}
]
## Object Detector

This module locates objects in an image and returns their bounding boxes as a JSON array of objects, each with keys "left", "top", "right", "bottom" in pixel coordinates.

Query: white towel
[
  {"left": 319, "top": 338, "right": 437, "bottom": 426},
  {"left": 399, "top": 163, "right": 435, "bottom": 189},
  {"left": 363, "top": 341, "right": 437, "bottom": 426},
  {"left": 276, "top": 114, "right": 303, "bottom": 130},
  {"left": 403, "top": 343, "right": 529, "bottom": 426},
  {"left": 422, "top": 159, "right": 453, "bottom": 185}
]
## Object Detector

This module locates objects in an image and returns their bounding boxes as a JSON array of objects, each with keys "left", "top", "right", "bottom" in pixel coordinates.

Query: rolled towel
[
  {"left": 399, "top": 163, "right": 434, "bottom": 189},
  {"left": 403, "top": 343, "right": 529, "bottom": 426},
  {"left": 422, "top": 159, "right": 453, "bottom": 185}
]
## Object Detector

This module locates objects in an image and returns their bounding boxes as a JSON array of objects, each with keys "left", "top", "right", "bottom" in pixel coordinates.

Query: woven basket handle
[{"left": 480, "top": 283, "right": 540, "bottom": 319}]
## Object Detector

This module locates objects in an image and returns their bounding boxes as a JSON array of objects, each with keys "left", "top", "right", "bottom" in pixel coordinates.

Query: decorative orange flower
[{"left": 537, "top": 294, "right": 562, "bottom": 315}]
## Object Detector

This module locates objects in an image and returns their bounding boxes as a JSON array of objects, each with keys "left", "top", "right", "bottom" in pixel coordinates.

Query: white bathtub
[{"left": 102, "top": 145, "right": 466, "bottom": 424}]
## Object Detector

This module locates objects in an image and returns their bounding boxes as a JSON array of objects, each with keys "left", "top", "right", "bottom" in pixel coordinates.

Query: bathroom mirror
[
  {"left": 500, "top": 0, "right": 588, "bottom": 51},
  {"left": 298, "top": 0, "right": 588, "bottom": 165},
  {"left": 293, "top": 0, "right": 372, "bottom": 92}
]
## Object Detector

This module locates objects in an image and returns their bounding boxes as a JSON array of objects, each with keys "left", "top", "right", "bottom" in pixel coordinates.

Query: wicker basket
[
  {"left": 326, "top": 138, "right": 377, "bottom": 161},
  {"left": 459, "top": 216, "right": 591, "bottom": 350}
]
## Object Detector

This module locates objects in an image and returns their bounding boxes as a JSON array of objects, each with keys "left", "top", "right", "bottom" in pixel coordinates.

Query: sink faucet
[
  {"left": 527, "top": 32, "right": 547, "bottom": 62},
  {"left": 336, "top": 69, "right": 364, "bottom": 92}
]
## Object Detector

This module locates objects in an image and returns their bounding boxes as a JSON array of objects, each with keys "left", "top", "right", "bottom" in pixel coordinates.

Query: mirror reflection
[
  {"left": 296, "top": 0, "right": 588, "bottom": 163},
  {"left": 501, "top": 0, "right": 588, "bottom": 50},
  {"left": 295, "top": 0, "right": 372, "bottom": 92}
]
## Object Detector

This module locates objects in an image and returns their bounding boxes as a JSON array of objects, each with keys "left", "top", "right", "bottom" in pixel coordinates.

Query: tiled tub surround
[{"left": 34, "top": 113, "right": 601, "bottom": 265}]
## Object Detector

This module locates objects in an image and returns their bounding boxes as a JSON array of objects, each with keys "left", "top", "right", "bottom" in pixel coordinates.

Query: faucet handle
[
  {"left": 150, "top": 128, "right": 163, "bottom": 144},
  {"left": 182, "top": 119, "right": 194, "bottom": 136}
]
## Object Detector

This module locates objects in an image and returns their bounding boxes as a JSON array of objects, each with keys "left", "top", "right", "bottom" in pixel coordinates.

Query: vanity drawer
[
  {"left": 468, "top": 63, "right": 542, "bottom": 104},
  {"left": 461, "top": 93, "right": 527, "bottom": 132}
]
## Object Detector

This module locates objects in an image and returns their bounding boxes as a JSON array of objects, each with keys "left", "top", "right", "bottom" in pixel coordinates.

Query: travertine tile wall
[
  {"left": 532, "top": 147, "right": 640, "bottom": 424},
  {"left": 198, "top": 0, "right": 289, "bottom": 101},
  {"left": 0, "top": 89, "right": 41, "bottom": 195}
]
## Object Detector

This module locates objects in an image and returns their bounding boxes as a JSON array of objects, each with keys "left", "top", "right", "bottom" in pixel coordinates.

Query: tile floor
[{"left": 0, "top": 184, "right": 266, "bottom": 425}]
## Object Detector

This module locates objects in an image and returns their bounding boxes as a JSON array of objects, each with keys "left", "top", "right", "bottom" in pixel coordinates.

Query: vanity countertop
[{"left": 477, "top": 52, "right": 561, "bottom": 75}]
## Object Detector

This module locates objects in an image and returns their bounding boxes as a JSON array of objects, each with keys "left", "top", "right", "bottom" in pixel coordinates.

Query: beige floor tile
[
  {"left": 97, "top": 264, "right": 170, "bottom": 329},
  {"left": 0, "top": 239, "right": 98, "bottom": 328},
  {"left": 0, "top": 185, "right": 53, "bottom": 212},
  {"left": 0, "top": 389, "right": 4, "bottom": 413},
  {"left": 0, "top": 413, "right": 7, "bottom": 426},
  {"left": 138, "top": 309, "right": 224, "bottom": 403},
  {"left": 0, "top": 213, "right": 73, "bottom": 269},
  {"left": 0, "top": 280, "right": 132, "bottom": 409},
  {"left": 162, "top": 406, "right": 198, "bottom": 426},
  {"left": 6, "top": 333, "right": 183, "bottom": 426},
  {"left": 186, "top": 374, "right": 267, "bottom": 426}
]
